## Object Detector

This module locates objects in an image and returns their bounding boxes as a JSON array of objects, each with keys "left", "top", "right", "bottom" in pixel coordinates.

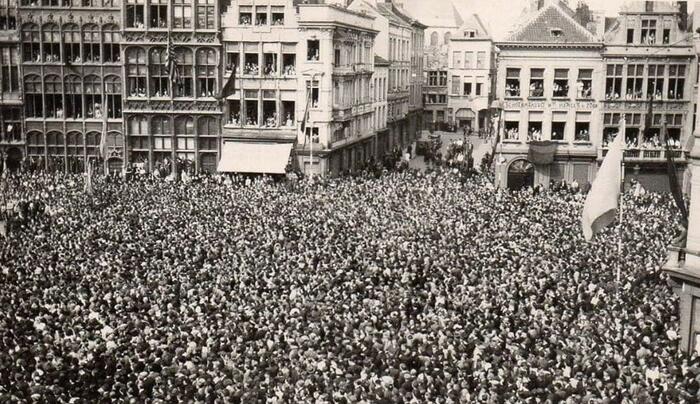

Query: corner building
[{"left": 0, "top": 0, "right": 21, "bottom": 172}]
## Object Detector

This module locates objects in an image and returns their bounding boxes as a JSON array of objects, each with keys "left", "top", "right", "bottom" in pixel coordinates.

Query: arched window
[
  {"left": 197, "top": 116, "right": 217, "bottom": 136},
  {"left": 102, "top": 24, "right": 120, "bottom": 63},
  {"left": 83, "top": 23, "right": 101, "bottom": 62},
  {"left": 65, "top": 75, "right": 83, "bottom": 118},
  {"left": 44, "top": 75, "right": 63, "bottom": 118},
  {"left": 444, "top": 32, "right": 451, "bottom": 45},
  {"left": 84, "top": 75, "right": 102, "bottom": 118},
  {"left": 152, "top": 116, "right": 172, "bottom": 152},
  {"left": 430, "top": 31, "right": 438, "bottom": 46},
  {"left": 46, "top": 131, "right": 64, "bottom": 156},
  {"left": 175, "top": 116, "right": 194, "bottom": 155},
  {"left": 27, "top": 131, "right": 45, "bottom": 157},
  {"left": 42, "top": 23, "right": 60, "bottom": 62},
  {"left": 86, "top": 131, "right": 101, "bottom": 156},
  {"left": 174, "top": 48, "right": 193, "bottom": 97},
  {"left": 126, "top": 47, "right": 146, "bottom": 97},
  {"left": 62, "top": 24, "right": 81, "bottom": 63},
  {"left": 105, "top": 75, "right": 122, "bottom": 118},
  {"left": 24, "top": 74, "right": 42, "bottom": 117},
  {"left": 128, "top": 115, "right": 148, "bottom": 135},
  {"left": 196, "top": 48, "right": 216, "bottom": 97},
  {"left": 66, "top": 131, "right": 84, "bottom": 156},
  {"left": 149, "top": 47, "right": 169, "bottom": 97},
  {"left": 21, "top": 23, "right": 40, "bottom": 62},
  {"left": 106, "top": 131, "right": 123, "bottom": 148}
]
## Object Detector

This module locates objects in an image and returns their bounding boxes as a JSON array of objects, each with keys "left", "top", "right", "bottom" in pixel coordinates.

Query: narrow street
[{"left": 408, "top": 130, "right": 494, "bottom": 171}]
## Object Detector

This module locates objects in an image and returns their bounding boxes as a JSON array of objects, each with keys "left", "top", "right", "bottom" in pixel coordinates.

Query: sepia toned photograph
[{"left": 1, "top": 0, "right": 700, "bottom": 402}]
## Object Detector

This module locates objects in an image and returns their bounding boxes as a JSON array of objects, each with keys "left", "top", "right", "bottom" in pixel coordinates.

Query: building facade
[
  {"left": 122, "top": 0, "right": 222, "bottom": 174},
  {"left": 446, "top": 14, "right": 493, "bottom": 134},
  {"left": 602, "top": 0, "right": 695, "bottom": 192},
  {"left": 17, "top": 0, "right": 123, "bottom": 173},
  {"left": 494, "top": 1, "right": 605, "bottom": 190},
  {"left": 0, "top": 0, "right": 21, "bottom": 172}
]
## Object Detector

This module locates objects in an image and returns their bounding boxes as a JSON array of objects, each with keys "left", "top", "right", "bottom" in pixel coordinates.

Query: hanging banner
[{"left": 528, "top": 140, "right": 557, "bottom": 165}]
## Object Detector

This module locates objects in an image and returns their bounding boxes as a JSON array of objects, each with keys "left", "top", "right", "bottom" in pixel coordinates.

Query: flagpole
[
  {"left": 617, "top": 116, "right": 626, "bottom": 285},
  {"left": 309, "top": 73, "right": 315, "bottom": 181}
]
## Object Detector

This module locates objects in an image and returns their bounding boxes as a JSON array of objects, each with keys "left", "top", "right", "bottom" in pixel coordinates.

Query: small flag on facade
[{"left": 215, "top": 69, "right": 236, "bottom": 100}]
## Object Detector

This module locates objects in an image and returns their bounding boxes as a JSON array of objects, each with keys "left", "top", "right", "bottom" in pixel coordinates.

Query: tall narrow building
[{"left": 0, "top": 0, "right": 21, "bottom": 172}]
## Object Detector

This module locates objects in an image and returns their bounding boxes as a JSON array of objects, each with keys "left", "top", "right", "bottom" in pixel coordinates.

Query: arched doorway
[
  {"left": 5, "top": 147, "right": 22, "bottom": 173},
  {"left": 507, "top": 159, "right": 535, "bottom": 191},
  {"left": 107, "top": 157, "right": 123, "bottom": 175},
  {"left": 455, "top": 108, "right": 475, "bottom": 130}
]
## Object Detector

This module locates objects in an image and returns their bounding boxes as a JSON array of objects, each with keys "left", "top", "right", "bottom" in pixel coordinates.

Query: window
[
  {"left": 0, "top": 47, "right": 19, "bottom": 93},
  {"left": 529, "top": 68, "right": 544, "bottom": 97},
  {"left": 150, "top": 0, "right": 168, "bottom": 28},
  {"left": 239, "top": 6, "right": 252, "bottom": 26},
  {"left": 464, "top": 30, "right": 475, "bottom": 38},
  {"left": 463, "top": 81, "right": 472, "bottom": 96},
  {"left": 173, "top": 0, "right": 192, "bottom": 29},
  {"left": 65, "top": 75, "right": 83, "bottom": 119},
  {"left": 44, "top": 75, "right": 63, "bottom": 118},
  {"left": 305, "top": 127, "right": 319, "bottom": 143},
  {"left": 665, "top": 113, "right": 683, "bottom": 148},
  {"left": 22, "top": 23, "right": 41, "bottom": 62},
  {"left": 307, "top": 40, "right": 319, "bottom": 61},
  {"left": 272, "top": 6, "right": 284, "bottom": 25},
  {"left": 175, "top": 116, "right": 195, "bottom": 151},
  {"left": 197, "top": 0, "right": 215, "bottom": 29},
  {"left": 0, "top": 107, "right": 22, "bottom": 142},
  {"left": 668, "top": 65, "right": 685, "bottom": 100},
  {"left": 504, "top": 111, "right": 520, "bottom": 140},
  {"left": 625, "top": 64, "right": 644, "bottom": 100},
  {"left": 128, "top": 116, "right": 148, "bottom": 135},
  {"left": 149, "top": 48, "right": 169, "bottom": 97},
  {"left": 127, "top": 47, "right": 147, "bottom": 97},
  {"left": 84, "top": 75, "right": 102, "bottom": 119},
  {"left": 626, "top": 28, "right": 635, "bottom": 44},
  {"left": 282, "top": 52, "right": 295, "bottom": 76},
  {"left": 505, "top": 68, "right": 520, "bottom": 97},
  {"left": 86, "top": 132, "right": 101, "bottom": 157},
  {"left": 476, "top": 52, "right": 485, "bottom": 69},
  {"left": 262, "top": 98, "right": 277, "bottom": 128},
  {"left": 603, "top": 113, "right": 621, "bottom": 146},
  {"left": 244, "top": 90, "right": 258, "bottom": 126},
  {"left": 575, "top": 112, "right": 590, "bottom": 142},
  {"left": 281, "top": 100, "right": 294, "bottom": 126},
  {"left": 175, "top": 48, "right": 193, "bottom": 97},
  {"left": 606, "top": 64, "right": 623, "bottom": 100},
  {"left": 430, "top": 31, "right": 438, "bottom": 46},
  {"left": 550, "top": 28, "right": 563, "bottom": 38},
  {"left": 553, "top": 69, "right": 568, "bottom": 98},
  {"left": 647, "top": 64, "right": 664, "bottom": 99},
  {"left": 196, "top": 48, "right": 216, "bottom": 97},
  {"left": 438, "top": 71, "right": 447, "bottom": 86},
  {"left": 475, "top": 81, "right": 483, "bottom": 96},
  {"left": 62, "top": 24, "right": 81, "bottom": 64},
  {"left": 151, "top": 116, "right": 172, "bottom": 150},
  {"left": 576, "top": 69, "right": 592, "bottom": 98},
  {"left": 464, "top": 52, "right": 473, "bottom": 69},
  {"left": 444, "top": 32, "right": 451, "bottom": 45},
  {"left": 105, "top": 75, "right": 122, "bottom": 118},
  {"left": 82, "top": 24, "right": 101, "bottom": 63},
  {"left": 43, "top": 23, "right": 60, "bottom": 62},
  {"left": 197, "top": 116, "right": 218, "bottom": 139},
  {"left": 227, "top": 99, "right": 241, "bottom": 125},
  {"left": 451, "top": 75, "right": 460, "bottom": 94},
  {"left": 624, "top": 113, "right": 642, "bottom": 147},
  {"left": 551, "top": 112, "right": 567, "bottom": 141},
  {"left": 126, "top": 0, "right": 145, "bottom": 28},
  {"left": 25, "top": 75, "right": 42, "bottom": 117},
  {"left": 452, "top": 51, "right": 461, "bottom": 68},
  {"left": 244, "top": 52, "right": 259, "bottom": 75},
  {"left": 528, "top": 112, "right": 543, "bottom": 141},
  {"left": 428, "top": 71, "right": 438, "bottom": 86},
  {"left": 27, "top": 132, "right": 45, "bottom": 157},
  {"left": 662, "top": 28, "right": 670, "bottom": 44},
  {"left": 46, "top": 131, "right": 64, "bottom": 156},
  {"left": 103, "top": 24, "right": 121, "bottom": 63},
  {"left": 641, "top": 19, "right": 656, "bottom": 44},
  {"left": 263, "top": 52, "right": 277, "bottom": 77},
  {"left": 0, "top": 3, "right": 16, "bottom": 31},
  {"left": 255, "top": 5, "right": 267, "bottom": 26},
  {"left": 307, "top": 80, "right": 319, "bottom": 108},
  {"left": 226, "top": 47, "right": 239, "bottom": 73},
  {"left": 66, "top": 132, "right": 84, "bottom": 162}
]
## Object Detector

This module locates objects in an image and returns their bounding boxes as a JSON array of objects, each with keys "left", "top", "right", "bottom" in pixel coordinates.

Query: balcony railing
[{"left": 598, "top": 147, "right": 686, "bottom": 161}]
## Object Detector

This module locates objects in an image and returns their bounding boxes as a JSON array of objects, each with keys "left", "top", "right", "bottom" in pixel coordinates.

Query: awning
[{"left": 217, "top": 142, "right": 293, "bottom": 174}]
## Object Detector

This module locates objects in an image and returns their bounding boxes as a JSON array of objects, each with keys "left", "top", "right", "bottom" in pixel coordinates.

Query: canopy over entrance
[{"left": 217, "top": 142, "right": 293, "bottom": 174}]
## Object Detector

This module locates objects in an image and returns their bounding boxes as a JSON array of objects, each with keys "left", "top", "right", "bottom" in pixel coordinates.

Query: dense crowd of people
[{"left": 0, "top": 168, "right": 695, "bottom": 402}]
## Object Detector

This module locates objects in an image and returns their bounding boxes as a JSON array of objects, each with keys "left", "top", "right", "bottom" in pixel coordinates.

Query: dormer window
[
  {"left": 550, "top": 28, "right": 563, "bottom": 38},
  {"left": 464, "top": 30, "right": 475, "bottom": 38}
]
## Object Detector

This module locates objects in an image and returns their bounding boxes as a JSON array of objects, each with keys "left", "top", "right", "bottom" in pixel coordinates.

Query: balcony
[
  {"left": 332, "top": 104, "right": 352, "bottom": 121},
  {"left": 597, "top": 147, "right": 687, "bottom": 162}
]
